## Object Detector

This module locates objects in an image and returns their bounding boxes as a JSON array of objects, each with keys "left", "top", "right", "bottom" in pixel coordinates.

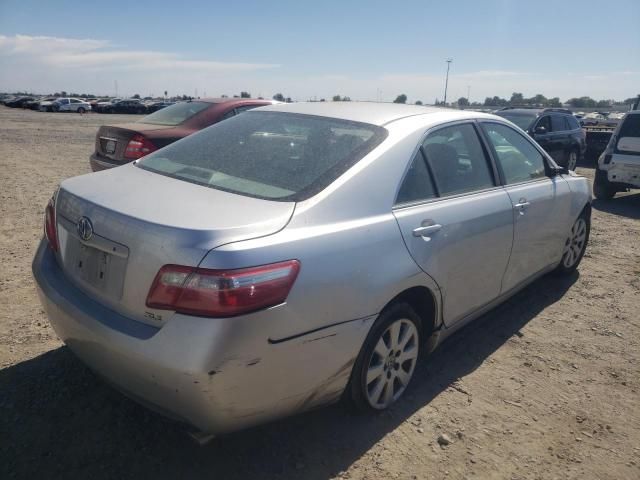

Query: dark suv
[{"left": 496, "top": 108, "right": 586, "bottom": 170}]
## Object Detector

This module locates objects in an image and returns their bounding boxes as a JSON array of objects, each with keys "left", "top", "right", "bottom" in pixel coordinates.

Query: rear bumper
[
  {"left": 32, "top": 239, "right": 371, "bottom": 434},
  {"left": 599, "top": 156, "right": 640, "bottom": 188},
  {"left": 90, "top": 153, "right": 127, "bottom": 171}
]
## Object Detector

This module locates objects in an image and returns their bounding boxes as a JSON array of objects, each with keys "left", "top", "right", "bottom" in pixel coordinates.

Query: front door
[
  {"left": 480, "top": 121, "right": 572, "bottom": 293},
  {"left": 393, "top": 122, "right": 514, "bottom": 327}
]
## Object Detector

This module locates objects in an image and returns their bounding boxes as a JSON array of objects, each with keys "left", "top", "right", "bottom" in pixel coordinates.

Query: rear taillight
[
  {"left": 44, "top": 195, "right": 59, "bottom": 252},
  {"left": 146, "top": 260, "right": 301, "bottom": 317},
  {"left": 124, "top": 134, "right": 157, "bottom": 159}
]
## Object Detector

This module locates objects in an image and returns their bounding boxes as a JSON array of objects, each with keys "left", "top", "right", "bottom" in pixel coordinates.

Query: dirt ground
[{"left": 0, "top": 106, "right": 638, "bottom": 480}]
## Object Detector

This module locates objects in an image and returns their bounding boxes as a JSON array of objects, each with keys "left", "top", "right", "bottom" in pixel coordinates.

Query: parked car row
[
  {"left": 0, "top": 94, "right": 176, "bottom": 115},
  {"left": 34, "top": 101, "right": 594, "bottom": 438}
]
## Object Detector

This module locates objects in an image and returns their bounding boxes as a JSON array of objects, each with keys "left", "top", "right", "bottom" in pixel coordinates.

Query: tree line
[{"left": 387, "top": 92, "right": 639, "bottom": 108}]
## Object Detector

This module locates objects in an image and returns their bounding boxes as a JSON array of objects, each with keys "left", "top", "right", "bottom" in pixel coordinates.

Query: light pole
[{"left": 443, "top": 58, "right": 452, "bottom": 105}]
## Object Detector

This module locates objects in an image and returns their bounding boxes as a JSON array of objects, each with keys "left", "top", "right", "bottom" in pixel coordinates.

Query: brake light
[
  {"left": 124, "top": 134, "right": 157, "bottom": 159},
  {"left": 44, "top": 196, "right": 59, "bottom": 252},
  {"left": 146, "top": 260, "right": 301, "bottom": 317}
]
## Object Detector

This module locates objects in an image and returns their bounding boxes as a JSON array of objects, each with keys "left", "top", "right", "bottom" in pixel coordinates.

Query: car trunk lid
[
  {"left": 95, "top": 124, "right": 174, "bottom": 164},
  {"left": 55, "top": 164, "right": 295, "bottom": 326}
]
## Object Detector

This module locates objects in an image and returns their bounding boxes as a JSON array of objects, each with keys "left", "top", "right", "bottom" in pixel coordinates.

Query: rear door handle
[{"left": 412, "top": 224, "right": 442, "bottom": 238}]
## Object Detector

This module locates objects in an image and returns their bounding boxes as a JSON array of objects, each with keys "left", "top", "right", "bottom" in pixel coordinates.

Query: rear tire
[
  {"left": 77, "top": 107, "right": 86, "bottom": 114},
  {"left": 346, "top": 303, "right": 421, "bottom": 412},
  {"left": 565, "top": 149, "right": 578, "bottom": 171},
  {"left": 593, "top": 169, "right": 616, "bottom": 200},
  {"left": 555, "top": 209, "right": 590, "bottom": 275}
]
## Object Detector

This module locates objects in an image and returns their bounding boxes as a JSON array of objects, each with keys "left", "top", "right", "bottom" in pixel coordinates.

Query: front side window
[
  {"left": 396, "top": 151, "right": 436, "bottom": 205},
  {"left": 422, "top": 123, "right": 495, "bottom": 196},
  {"left": 535, "top": 115, "right": 551, "bottom": 132},
  {"left": 137, "top": 111, "right": 387, "bottom": 201},
  {"left": 482, "top": 122, "right": 547, "bottom": 184}
]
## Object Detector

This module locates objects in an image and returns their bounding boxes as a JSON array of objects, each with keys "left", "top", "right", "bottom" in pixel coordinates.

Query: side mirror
[
  {"left": 534, "top": 126, "right": 547, "bottom": 135},
  {"left": 550, "top": 165, "right": 568, "bottom": 176}
]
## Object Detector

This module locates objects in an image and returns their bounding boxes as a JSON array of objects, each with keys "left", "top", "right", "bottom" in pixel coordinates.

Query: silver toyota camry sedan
[{"left": 33, "top": 102, "right": 591, "bottom": 436}]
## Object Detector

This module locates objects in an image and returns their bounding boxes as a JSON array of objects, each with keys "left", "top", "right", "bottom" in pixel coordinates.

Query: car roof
[
  {"left": 497, "top": 108, "right": 544, "bottom": 115},
  {"left": 256, "top": 101, "right": 465, "bottom": 126},
  {"left": 196, "top": 97, "right": 276, "bottom": 105}
]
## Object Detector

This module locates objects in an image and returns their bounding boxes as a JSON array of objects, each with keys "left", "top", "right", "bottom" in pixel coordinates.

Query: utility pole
[{"left": 443, "top": 58, "right": 452, "bottom": 105}]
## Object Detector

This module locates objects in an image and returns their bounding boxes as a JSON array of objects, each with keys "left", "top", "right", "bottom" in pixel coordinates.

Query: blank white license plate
[{"left": 74, "top": 243, "right": 111, "bottom": 289}]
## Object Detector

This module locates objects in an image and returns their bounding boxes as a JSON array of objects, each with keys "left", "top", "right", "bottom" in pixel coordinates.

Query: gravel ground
[{"left": 0, "top": 106, "right": 639, "bottom": 480}]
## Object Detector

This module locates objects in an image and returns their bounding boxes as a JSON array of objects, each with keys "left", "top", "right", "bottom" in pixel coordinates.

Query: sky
[{"left": 0, "top": 0, "right": 638, "bottom": 103}]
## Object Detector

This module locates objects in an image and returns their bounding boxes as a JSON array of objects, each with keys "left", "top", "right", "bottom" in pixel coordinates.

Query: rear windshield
[
  {"left": 496, "top": 112, "right": 537, "bottom": 131},
  {"left": 140, "top": 101, "right": 210, "bottom": 126},
  {"left": 136, "top": 111, "right": 388, "bottom": 201}
]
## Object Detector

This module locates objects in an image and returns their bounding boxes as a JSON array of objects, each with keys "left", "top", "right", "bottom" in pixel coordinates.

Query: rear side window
[
  {"left": 482, "top": 122, "right": 547, "bottom": 184},
  {"left": 616, "top": 114, "right": 640, "bottom": 154},
  {"left": 137, "top": 111, "right": 387, "bottom": 201},
  {"left": 396, "top": 151, "right": 436, "bottom": 204},
  {"left": 140, "top": 101, "right": 210, "bottom": 126},
  {"left": 567, "top": 116, "right": 581, "bottom": 130},
  {"left": 422, "top": 123, "right": 495, "bottom": 196},
  {"left": 618, "top": 114, "right": 640, "bottom": 138},
  {"left": 235, "top": 105, "right": 259, "bottom": 114},
  {"left": 551, "top": 115, "right": 569, "bottom": 132}
]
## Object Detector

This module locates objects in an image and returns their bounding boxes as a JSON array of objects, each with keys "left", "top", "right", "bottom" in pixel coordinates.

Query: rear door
[
  {"left": 480, "top": 121, "right": 572, "bottom": 293},
  {"left": 393, "top": 122, "right": 514, "bottom": 327}
]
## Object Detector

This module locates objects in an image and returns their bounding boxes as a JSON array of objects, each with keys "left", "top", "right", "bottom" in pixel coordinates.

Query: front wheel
[
  {"left": 555, "top": 209, "right": 590, "bottom": 275},
  {"left": 77, "top": 107, "right": 86, "bottom": 114},
  {"left": 347, "top": 303, "right": 421, "bottom": 411}
]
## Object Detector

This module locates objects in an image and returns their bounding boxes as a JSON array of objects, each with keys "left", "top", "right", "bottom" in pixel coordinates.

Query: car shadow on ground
[
  {"left": 0, "top": 272, "right": 578, "bottom": 480},
  {"left": 593, "top": 192, "right": 640, "bottom": 220}
]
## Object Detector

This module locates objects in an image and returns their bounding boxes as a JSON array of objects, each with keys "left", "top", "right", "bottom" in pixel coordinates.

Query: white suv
[
  {"left": 53, "top": 97, "right": 92, "bottom": 113},
  {"left": 593, "top": 110, "right": 640, "bottom": 199}
]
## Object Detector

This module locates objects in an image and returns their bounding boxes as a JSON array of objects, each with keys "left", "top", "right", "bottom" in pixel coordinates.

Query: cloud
[
  {"left": 0, "top": 33, "right": 638, "bottom": 101},
  {"left": 0, "top": 34, "right": 278, "bottom": 73},
  {"left": 0, "top": 34, "right": 279, "bottom": 94}
]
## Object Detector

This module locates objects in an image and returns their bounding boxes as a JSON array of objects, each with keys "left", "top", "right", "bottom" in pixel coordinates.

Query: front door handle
[
  {"left": 514, "top": 198, "right": 530, "bottom": 216},
  {"left": 412, "top": 224, "right": 442, "bottom": 238}
]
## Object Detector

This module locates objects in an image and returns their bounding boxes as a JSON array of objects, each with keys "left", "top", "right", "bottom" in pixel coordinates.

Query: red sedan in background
[{"left": 90, "top": 98, "right": 276, "bottom": 171}]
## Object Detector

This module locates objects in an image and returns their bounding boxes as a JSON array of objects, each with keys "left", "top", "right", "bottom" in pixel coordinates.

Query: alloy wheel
[
  {"left": 562, "top": 217, "right": 587, "bottom": 268},
  {"left": 365, "top": 318, "right": 419, "bottom": 409},
  {"left": 567, "top": 151, "right": 577, "bottom": 171}
]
